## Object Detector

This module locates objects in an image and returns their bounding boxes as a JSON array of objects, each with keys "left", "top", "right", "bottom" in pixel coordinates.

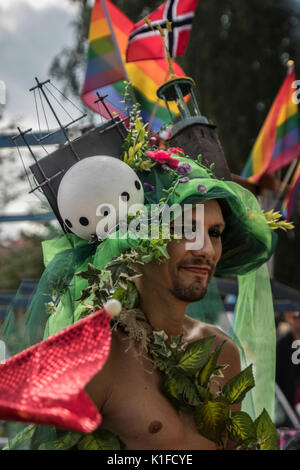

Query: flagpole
[
  {"left": 146, "top": 18, "right": 175, "bottom": 130},
  {"left": 148, "top": 69, "right": 170, "bottom": 130},
  {"left": 271, "top": 158, "right": 299, "bottom": 210}
]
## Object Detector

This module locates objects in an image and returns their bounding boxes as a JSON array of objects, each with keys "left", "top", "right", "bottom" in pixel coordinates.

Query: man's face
[{"left": 138, "top": 199, "right": 225, "bottom": 303}]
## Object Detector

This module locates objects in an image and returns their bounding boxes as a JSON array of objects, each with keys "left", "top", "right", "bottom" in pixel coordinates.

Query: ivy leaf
[
  {"left": 177, "top": 336, "right": 215, "bottom": 376},
  {"left": 197, "top": 340, "right": 226, "bottom": 388},
  {"left": 77, "top": 428, "right": 125, "bottom": 450},
  {"left": 194, "top": 400, "right": 230, "bottom": 444},
  {"left": 222, "top": 364, "right": 255, "bottom": 405},
  {"left": 111, "top": 280, "right": 139, "bottom": 310},
  {"left": 106, "top": 258, "right": 138, "bottom": 285},
  {"left": 98, "top": 270, "right": 113, "bottom": 289},
  {"left": 151, "top": 354, "right": 169, "bottom": 372},
  {"left": 76, "top": 263, "right": 102, "bottom": 283},
  {"left": 76, "top": 288, "right": 92, "bottom": 303},
  {"left": 152, "top": 330, "right": 169, "bottom": 346},
  {"left": 254, "top": 409, "right": 280, "bottom": 450},
  {"left": 228, "top": 411, "right": 256, "bottom": 445}
]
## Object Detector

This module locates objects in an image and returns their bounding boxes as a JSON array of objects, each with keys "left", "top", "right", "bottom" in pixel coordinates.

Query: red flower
[
  {"left": 146, "top": 149, "right": 180, "bottom": 169},
  {"left": 168, "top": 157, "right": 180, "bottom": 169},
  {"left": 146, "top": 150, "right": 171, "bottom": 163},
  {"left": 168, "top": 147, "right": 185, "bottom": 156}
]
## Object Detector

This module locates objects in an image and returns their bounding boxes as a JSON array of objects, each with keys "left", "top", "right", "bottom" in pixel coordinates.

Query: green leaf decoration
[
  {"left": 111, "top": 280, "right": 139, "bottom": 310},
  {"left": 197, "top": 154, "right": 203, "bottom": 164},
  {"left": 194, "top": 400, "right": 230, "bottom": 444},
  {"left": 105, "top": 258, "right": 138, "bottom": 285},
  {"left": 38, "top": 430, "right": 82, "bottom": 450},
  {"left": 76, "top": 287, "right": 92, "bottom": 303},
  {"left": 222, "top": 364, "right": 255, "bottom": 405},
  {"left": 177, "top": 336, "right": 215, "bottom": 376},
  {"left": 166, "top": 367, "right": 191, "bottom": 393},
  {"left": 211, "top": 364, "right": 228, "bottom": 378},
  {"left": 165, "top": 367, "right": 201, "bottom": 406},
  {"left": 228, "top": 411, "right": 256, "bottom": 445},
  {"left": 76, "top": 263, "right": 102, "bottom": 283},
  {"left": 183, "top": 380, "right": 202, "bottom": 406},
  {"left": 162, "top": 374, "right": 184, "bottom": 409},
  {"left": 2, "top": 424, "right": 36, "bottom": 450},
  {"left": 77, "top": 428, "right": 125, "bottom": 450},
  {"left": 197, "top": 340, "right": 226, "bottom": 388},
  {"left": 254, "top": 409, "right": 280, "bottom": 450},
  {"left": 152, "top": 330, "right": 170, "bottom": 347},
  {"left": 151, "top": 354, "right": 169, "bottom": 372}
]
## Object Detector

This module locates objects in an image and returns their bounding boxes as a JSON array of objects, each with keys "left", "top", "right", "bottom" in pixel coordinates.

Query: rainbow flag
[
  {"left": 242, "top": 65, "right": 300, "bottom": 183},
  {"left": 282, "top": 159, "right": 300, "bottom": 220},
  {"left": 81, "top": 0, "right": 185, "bottom": 132},
  {"left": 80, "top": 0, "right": 127, "bottom": 92}
]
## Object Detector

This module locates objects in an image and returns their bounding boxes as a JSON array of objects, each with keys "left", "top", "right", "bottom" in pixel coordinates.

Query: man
[
  {"left": 0, "top": 149, "right": 280, "bottom": 450},
  {"left": 85, "top": 200, "right": 241, "bottom": 450}
]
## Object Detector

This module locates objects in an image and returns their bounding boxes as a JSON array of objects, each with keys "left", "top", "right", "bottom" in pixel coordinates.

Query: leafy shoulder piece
[{"left": 149, "top": 332, "right": 279, "bottom": 450}]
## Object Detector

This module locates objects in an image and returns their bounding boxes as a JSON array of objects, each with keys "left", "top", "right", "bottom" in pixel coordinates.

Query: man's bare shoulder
[
  {"left": 183, "top": 316, "right": 241, "bottom": 377},
  {"left": 84, "top": 329, "right": 128, "bottom": 410},
  {"left": 183, "top": 315, "right": 231, "bottom": 344}
]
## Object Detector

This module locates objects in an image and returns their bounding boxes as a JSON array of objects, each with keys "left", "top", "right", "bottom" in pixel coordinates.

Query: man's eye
[{"left": 209, "top": 229, "right": 222, "bottom": 238}]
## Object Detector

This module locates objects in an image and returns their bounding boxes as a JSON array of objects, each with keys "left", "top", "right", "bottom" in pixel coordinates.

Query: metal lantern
[{"left": 157, "top": 76, "right": 232, "bottom": 181}]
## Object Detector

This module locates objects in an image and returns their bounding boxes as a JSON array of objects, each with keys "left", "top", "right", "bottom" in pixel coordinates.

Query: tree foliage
[{"left": 0, "top": 233, "right": 46, "bottom": 290}]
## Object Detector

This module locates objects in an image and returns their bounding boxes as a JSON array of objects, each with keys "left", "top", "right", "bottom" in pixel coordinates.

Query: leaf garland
[{"left": 148, "top": 331, "right": 279, "bottom": 450}]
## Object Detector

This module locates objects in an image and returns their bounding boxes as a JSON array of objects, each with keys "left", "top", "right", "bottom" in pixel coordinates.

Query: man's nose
[{"left": 189, "top": 231, "right": 215, "bottom": 261}]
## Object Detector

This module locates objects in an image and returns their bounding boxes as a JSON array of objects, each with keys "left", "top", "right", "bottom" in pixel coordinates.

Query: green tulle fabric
[{"left": 0, "top": 157, "right": 277, "bottom": 448}]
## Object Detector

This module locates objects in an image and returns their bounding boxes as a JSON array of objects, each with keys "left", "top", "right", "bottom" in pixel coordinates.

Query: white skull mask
[{"left": 57, "top": 155, "right": 144, "bottom": 240}]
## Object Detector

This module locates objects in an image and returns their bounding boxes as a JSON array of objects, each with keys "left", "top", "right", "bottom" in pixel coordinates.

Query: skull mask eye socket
[{"left": 79, "top": 217, "right": 89, "bottom": 226}]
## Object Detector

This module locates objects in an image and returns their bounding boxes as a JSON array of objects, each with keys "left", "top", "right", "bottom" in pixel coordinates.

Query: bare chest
[{"left": 101, "top": 350, "right": 216, "bottom": 450}]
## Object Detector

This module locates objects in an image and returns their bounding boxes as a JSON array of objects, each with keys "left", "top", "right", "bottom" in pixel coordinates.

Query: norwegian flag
[{"left": 126, "top": 0, "right": 198, "bottom": 62}]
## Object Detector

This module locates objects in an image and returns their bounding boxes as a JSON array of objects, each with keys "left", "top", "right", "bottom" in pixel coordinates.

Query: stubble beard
[{"left": 171, "top": 277, "right": 208, "bottom": 302}]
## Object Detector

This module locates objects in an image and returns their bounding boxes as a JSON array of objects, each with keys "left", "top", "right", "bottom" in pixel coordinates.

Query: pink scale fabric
[{"left": 0, "top": 308, "right": 112, "bottom": 433}]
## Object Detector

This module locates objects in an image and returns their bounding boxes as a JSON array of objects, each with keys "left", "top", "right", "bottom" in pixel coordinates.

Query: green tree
[
  {"left": 0, "top": 233, "right": 45, "bottom": 291},
  {"left": 180, "top": 0, "right": 300, "bottom": 173}
]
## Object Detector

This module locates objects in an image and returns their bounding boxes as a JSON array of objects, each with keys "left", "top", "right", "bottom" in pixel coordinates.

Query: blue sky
[{"left": 0, "top": 0, "right": 79, "bottom": 128}]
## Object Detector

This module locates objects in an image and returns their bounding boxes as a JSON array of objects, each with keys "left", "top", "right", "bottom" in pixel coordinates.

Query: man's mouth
[{"left": 179, "top": 266, "right": 211, "bottom": 276}]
